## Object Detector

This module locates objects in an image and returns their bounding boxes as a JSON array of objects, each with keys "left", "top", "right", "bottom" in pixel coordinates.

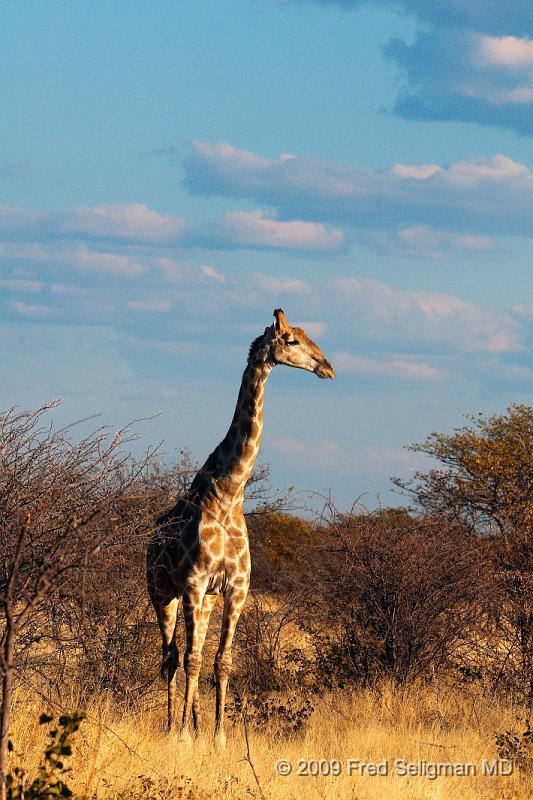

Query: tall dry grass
[{"left": 9, "top": 681, "right": 531, "bottom": 800}]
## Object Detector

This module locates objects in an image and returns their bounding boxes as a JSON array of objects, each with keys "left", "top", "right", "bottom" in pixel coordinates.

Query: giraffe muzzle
[{"left": 315, "top": 361, "right": 335, "bottom": 379}]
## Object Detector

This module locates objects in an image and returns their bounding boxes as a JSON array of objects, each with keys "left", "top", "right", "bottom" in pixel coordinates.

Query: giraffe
[{"left": 146, "top": 309, "right": 334, "bottom": 743}]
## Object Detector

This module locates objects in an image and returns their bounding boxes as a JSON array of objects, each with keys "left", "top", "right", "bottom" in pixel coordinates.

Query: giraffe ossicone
[{"left": 146, "top": 309, "right": 334, "bottom": 742}]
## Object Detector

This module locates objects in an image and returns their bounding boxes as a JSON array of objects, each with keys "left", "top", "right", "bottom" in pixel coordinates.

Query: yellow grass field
[{"left": 10, "top": 681, "right": 531, "bottom": 800}]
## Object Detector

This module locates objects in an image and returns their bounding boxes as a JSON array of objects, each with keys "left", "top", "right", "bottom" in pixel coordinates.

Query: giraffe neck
[
  {"left": 186, "top": 338, "right": 274, "bottom": 508},
  {"left": 216, "top": 355, "right": 272, "bottom": 491}
]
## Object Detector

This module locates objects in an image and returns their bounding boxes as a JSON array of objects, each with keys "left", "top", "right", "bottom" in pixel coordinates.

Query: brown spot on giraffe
[{"left": 146, "top": 309, "right": 334, "bottom": 743}]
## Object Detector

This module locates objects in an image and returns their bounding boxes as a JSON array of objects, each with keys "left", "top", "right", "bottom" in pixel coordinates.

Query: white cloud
[
  {"left": 0, "top": 239, "right": 146, "bottom": 277},
  {"left": 201, "top": 264, "right": 225, "bottom": 282},
  {"left": 50, "top": 283, "right": 88, "bottom": 296},
  {"left": 0, "top": 195, "right": 345, "bottom": 258},
  {"left": 294, "top": 320, "right": 327, "bottom": 338},
  {"left": 255, "top": 274, "right": 310, "bottom": 294},
  {"left": 454, "top": 233, "right": 494, "bottom": 250},
  {"left": 479, "top": 35, "right": 533, "bottom": 67},
  {"left": 513, "top": 301, "right": 533, "bottom": 317},
  {"left": 0, "top": 323, "right": 137, "bottom": 413},
  {"left": 391, "top": 163, "right": 443, "bottom": 179},
  {"left": 489, "top": 362, "right": 533, "bottom": 382},
  {"left": 118, "top": 333, "right": 199, "bottom": 356},
  {"left": 187, "top": 141, "right": 296, "bottom": 189},
  {"left": 0, "top": 204, "right": 45, "bottom": 234},
  {"left": 443, "top": 155, "right": 529, "bottom": 188},
  {"left": 184, "top": 142, "right": 533, "bottom": 243},
  {"left": 386, "top": 27, "right": 533, "bottom": 133},
  {"left": 153, "top": 257, "right": 190, "bottom": 282},
  {"left": 10, "top": 301, "right": 51, "bottom": 318},
  {"left": 334, "top": 352, "right": 445, "bottom": 381},
  {"left": 281, "top": 2, "right": 533, "bottom": 134},
  {"left": 67, "top": 245, "right": 145, "bottom": 276},
  {"left": 395, "top": 225, "right": 493, "bottom": 259},
  {"left": 328, "top": 278, "right": 520, "bottom": 353},
  {"left": 212, "top": 209, "right": 345, "bottom": 252},
  {"left": 0, "top": 278, "right": 44, "bottom": 293},
  {"left": 127, "top": 299, "right": 173, "bottom": 312},
  {"left": 62, "top": 203, "right": 186, "bottom": 242},
  {"left": 0, "top": 242, "right": 49, "bottom": 260},
  {"left": 0, "top": 225, "right": 522, "bottom": 360},
  {"left": 0, "top": 201, "right": 186, "bottom": 248},
  {"left": 271, "top": 436, "right": 347, "bottom": 472},
  {"left": 0, "top": 148, "right": 530, "bottom": 263},
  {"left": 501, "top": 86, "right": 533, "bottom": 103},
  {"left": 270, "top": 435, "right": 417, "bottom": 475}
]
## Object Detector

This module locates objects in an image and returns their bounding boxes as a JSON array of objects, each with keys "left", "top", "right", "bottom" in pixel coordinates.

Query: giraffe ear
[{"left": 273, "top": 308, "right": 290, "bottom": 335}]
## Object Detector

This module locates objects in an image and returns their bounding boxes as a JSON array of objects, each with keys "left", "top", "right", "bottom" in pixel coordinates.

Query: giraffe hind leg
[{"left": 154, "top": 597, "right": 180, "bottom": 731}]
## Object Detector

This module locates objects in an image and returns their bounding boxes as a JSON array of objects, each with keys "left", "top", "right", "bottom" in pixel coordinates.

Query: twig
[
  {"left": 417, "top": 741, "right": 457, "bottom": 750},
  {"left": 55, "top": 414, "right": 103, "bottom": 435},
  {"left": 241, "top": 709, "right": 267, "bottom": 800}
]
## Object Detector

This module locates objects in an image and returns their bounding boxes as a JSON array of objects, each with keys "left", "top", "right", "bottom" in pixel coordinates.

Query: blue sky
[{"left": 1, "top": 0, "right": 532, "bottom": 509}]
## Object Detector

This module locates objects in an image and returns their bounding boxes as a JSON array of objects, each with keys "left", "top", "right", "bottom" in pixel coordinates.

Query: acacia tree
[
  {"left": 0, "top": 401, "right": 147, "bottom": 800},
  {"left": 393, "top": 404, "right": 532, "bottom": 701},
  {"left": 393, "top": 404, "right": 532, "bottom": 537}
]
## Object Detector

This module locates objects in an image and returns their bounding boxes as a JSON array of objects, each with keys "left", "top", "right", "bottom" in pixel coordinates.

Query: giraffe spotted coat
[{"left": 147, "top": 309, "right": 334, "bottom": 742}]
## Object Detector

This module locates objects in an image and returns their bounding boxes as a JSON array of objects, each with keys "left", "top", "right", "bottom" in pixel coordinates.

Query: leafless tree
[
  {"left": 0, "top": 400, "right": 148, "bottom": 800},
  {"left": 309, "top": 504, "right": 483, "bottom": 685},
  {"left": 233, "top": 591, "right": 306, "bottom": 692}
]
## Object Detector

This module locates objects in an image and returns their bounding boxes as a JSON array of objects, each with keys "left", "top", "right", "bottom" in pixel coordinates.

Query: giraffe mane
[{"left": 247, "top": 330, "right": 270, "bottom": 364}]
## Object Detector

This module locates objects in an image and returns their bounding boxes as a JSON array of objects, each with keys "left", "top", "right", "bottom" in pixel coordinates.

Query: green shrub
[{"left": 6, "top": 712, "right": 85, "bottom": 800}]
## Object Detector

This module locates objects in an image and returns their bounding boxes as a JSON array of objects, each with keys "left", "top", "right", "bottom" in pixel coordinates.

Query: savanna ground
[
  {"left": 10, "top": 677, "right": 531, "bottom": 800},
  {"left": 1, "top": 403, "right": 531, "bottom": 800}
]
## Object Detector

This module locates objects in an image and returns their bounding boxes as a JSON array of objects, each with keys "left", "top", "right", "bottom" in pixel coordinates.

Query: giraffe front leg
[
  {"left": 179, "top": 584, "right": 208, "bottom": 741},
  {"left": 191, "top": 592, "right": 218, "bottom": 736},
  {"left": 214, "top": 586, "right": 248, "bottom": 746}
]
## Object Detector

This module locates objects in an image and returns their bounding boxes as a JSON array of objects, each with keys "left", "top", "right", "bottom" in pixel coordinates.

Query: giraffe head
[{"left": 267, "top": 309, "right": 334, "bottom": 379}]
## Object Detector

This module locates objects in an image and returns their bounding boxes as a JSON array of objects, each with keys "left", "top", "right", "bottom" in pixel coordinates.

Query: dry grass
[{"left": 9, "top": 681, "right": 531, "bottom": 800}]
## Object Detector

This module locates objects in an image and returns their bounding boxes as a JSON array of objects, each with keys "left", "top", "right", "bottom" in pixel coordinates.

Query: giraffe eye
[{"left": 287, "top": 339, "right": 299, "bottom": 346}]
